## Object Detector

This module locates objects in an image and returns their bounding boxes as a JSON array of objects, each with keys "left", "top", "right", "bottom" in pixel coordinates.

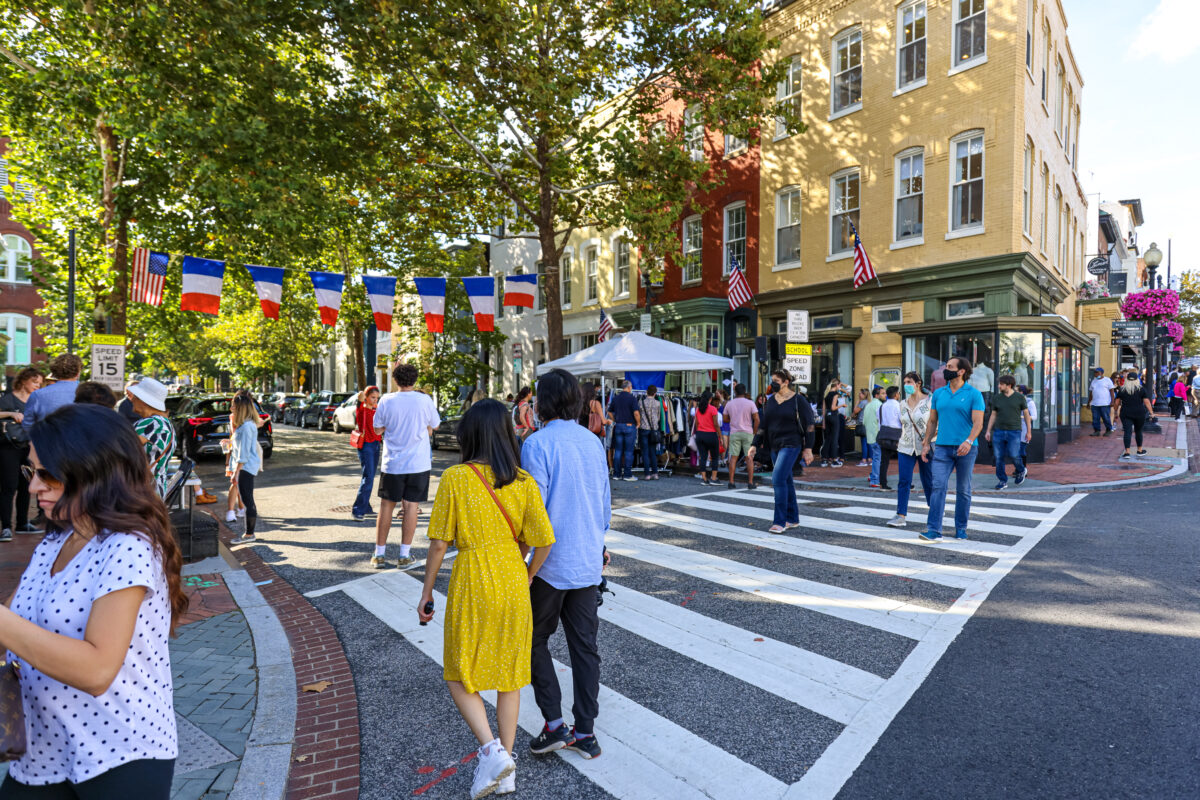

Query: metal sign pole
[{"left": 67, "top": 228, "right": 76, "bottom": 354}]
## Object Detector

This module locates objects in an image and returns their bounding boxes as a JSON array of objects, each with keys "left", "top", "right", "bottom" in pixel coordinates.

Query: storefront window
[
  {"left": 1043, "top": 336, "right": 1057, "bottom": 428},
  {"left": 1057, "top": 345, "right": 1072, "bottom": 428},
  {"left": 904, "top": 332, "right": 996, "bottom": 398},
  {"left": 1072, "top": 349, "right": 1082, "bottom": 427},
  {"left": 999, "top": 332, "right": 1043, "bottom": 429},
  {"left": 811, "top": 342, "right": 853, "bottom": 395}
]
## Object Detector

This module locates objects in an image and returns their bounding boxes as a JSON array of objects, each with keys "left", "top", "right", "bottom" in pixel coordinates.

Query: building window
[
  {"left": 1026, "top": 0, "right": 1034, "bottom": 70},
  {"left": 560, "top": 254, "right": 572, "bottom": 307},
  {"left": 1051, "top": 186, "right": 1062, "bottom": 266},
  {"left": 725, "top": 131, "right": 747, "bottom": 158},
  {"left": 0, "top": 313, "right": 31, "bottom": 365},
  {"left": 562, "top": 338, "right": 573, "bottom": 355},
  {"left": 0, "top": 157, "right": 6, "bottom": 188},
  {"left": 1072, "top": 107, "right": 1080, "bottom": 168},
  {"left": 684, "top": 323, "right": 720, "bottom": 354},
  {"left": 1040, "top": 164, "right": 1050, "bottom": 252},
  {"left": 832, "top": 28, "right": 863, "bottom": 114},
  {"left": 1055, "top": 60, "right": 1065, "bottom": 138},
  {"left": 873, "top": 305, "right": 902, "bottom": 331},
  {"left": 511, "top": 267, "right": 526, "bottom": 316},
  {"left": 812, "top": 313, "right": 844, "bottom": 330},
  {"left": 776, "top": 187, "right": 802, "bottom": 265},
  {"left": 950, "top": 131, "right": 984, "bottom": 231},
  {"left": 586, "top": 246, "right": 599, "bottom": 302},
  {"left": 946, "top": 298, "right": 984, "bottom": 319},
  {"left": 1, "top": 235, "right": 32, "bottom": 284},
  {"left": 1041, "top": 21, "right": 1050, "bottom": 104},
  {"left": 683, "top": 105, "right": 703, "bottom": 161},
  {"left": 1060, "top": 194, "right": 1070, "bottom": 268},
  {"left": 614, "top": 239, "right": 630, "bottom": 297},
  {"left": 723, "top": 203, "right": 746, "bottom": 276},
  {"left": 830, "top": 169, "right": 860, "bottom": 255},
  {"left": 954, "top": 0, "right": 986, "bottom": 65},
  {"left": 1023, "top": 139, "right": 1033, "bottom": 235},
  {"left": 682, "top": 216, "right": 703, "bottom": 283},
  {"left": 580, "top": 333, "right": 598, "bottom": 350},
  {"left": 898, "top": 1, "right": 927, "bottom": 90},
  {"left": 775, "top": 57, "right": 802, "bottom": 139},
  {"left": 895, "top": 148, "right": 924, "bottom": 241}
]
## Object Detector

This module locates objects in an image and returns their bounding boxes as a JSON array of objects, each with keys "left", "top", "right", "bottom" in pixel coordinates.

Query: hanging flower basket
[
  {"left": 1120, "top": 289, "right": 1180, "bottom": 320},
  {"left": 1166, "top": 320, "right": 1185, "bottom": 344},
  {"left": 1174, "top": 345, "right": 1184, "bottom": 353},
  {"left": 1076, "top": 280, "right": 1110, "bottom": 300}
]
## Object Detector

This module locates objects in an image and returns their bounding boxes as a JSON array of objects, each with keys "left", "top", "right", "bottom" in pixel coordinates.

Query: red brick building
[{"left": 0, "top": 138, "right": 47, "bottom": 373}]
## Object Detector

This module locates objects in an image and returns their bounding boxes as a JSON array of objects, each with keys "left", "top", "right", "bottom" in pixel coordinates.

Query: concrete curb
[{"left": 223, "top": 569, "right": 298, "bottom": 800}]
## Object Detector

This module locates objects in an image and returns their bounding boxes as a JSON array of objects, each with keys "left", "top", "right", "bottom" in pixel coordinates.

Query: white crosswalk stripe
[{"left": 312, "top": 485, "right": 1086, "bottom": 800}]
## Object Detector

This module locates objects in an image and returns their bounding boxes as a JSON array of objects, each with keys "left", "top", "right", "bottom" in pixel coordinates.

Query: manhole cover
[{"left": 329, "top": 505, "right": 353, "bottom": 512}]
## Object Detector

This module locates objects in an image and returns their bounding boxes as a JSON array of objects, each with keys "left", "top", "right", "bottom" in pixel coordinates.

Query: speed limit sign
[{"left": 91, "top": 334, "right": 126, "bottom": 393}]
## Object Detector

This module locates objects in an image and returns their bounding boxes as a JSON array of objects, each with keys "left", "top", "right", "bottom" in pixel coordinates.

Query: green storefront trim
[
  {"left": 612, "top": 297, "right": 729, "bottom": 334},
  {"left": 893, "top": 314, "right": 1093, "bottom": 349}
]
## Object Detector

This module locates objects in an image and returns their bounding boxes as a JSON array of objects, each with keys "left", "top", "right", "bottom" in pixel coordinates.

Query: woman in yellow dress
[{"left": 419, "top": 398, "right": 555, "bottom": 799}]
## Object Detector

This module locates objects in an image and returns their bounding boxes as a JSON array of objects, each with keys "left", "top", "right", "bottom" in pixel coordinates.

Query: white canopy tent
[{"left": 535, "top": 331, "right": 734, "bottom": 377}]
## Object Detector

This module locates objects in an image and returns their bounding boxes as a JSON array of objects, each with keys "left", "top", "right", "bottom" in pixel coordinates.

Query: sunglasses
[{"left": 21, "top": 465, "right": 61, "bottom": 486}]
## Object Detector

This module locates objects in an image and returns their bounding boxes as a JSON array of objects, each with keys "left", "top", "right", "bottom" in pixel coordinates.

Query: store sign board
[{"left": 786, "top": 310, "right": 809, "bottom": 343}]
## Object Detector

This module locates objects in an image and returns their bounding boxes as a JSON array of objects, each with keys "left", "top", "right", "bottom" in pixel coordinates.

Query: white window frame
[
  {"left": 560, "top": 247, "right": 573, "bottom": 309},
  {"left": 872, "top": 305, "right": 902, "bottom": 332},
  {"left": 1040, "top": 163, "right": 1050, "bottom": 254},
  {"left": 1072, "top": 106, "right": 1081, "bottom": 169},
  {"left": 948, "top": 130, "right": 984, "bottom": 235},
  {"left": 0, "top": 313, "right": 32, "bottom": 366},
  {"left": 775, "top": 187, "right": 802, "bottom": 268},
  {"left": 893, "top": 147, "right": 924, "bottom": 245},
  {"left": 896, "top": 1, "right": 927, "bottom": 94},
  {"left": 1051, "top": 185, "right": 1062, "bottom": 266},
  {"left": 945, "top": 297, "right": 985, "bottom": 319},
  {"left": 683, "top": 105, "right": 704, "bottom": 162},
  {"left": 831, "top": 28, "right": 863, "bottom": 119},
  {"left": 723, "top": 202, "right": 747, "bottom": 277},
  {"left": 1025, "top": 0, "right": 1035, "bottom": 75},
  {"left": 1059, "top": 192, "right": 1070, "bottom": 268},
  {"left": 1, "top": 234, "right": 33, "bottom": 284},
  {"left": 585, "top": 244, "right": 599, "bottom": 304},
  {"left": 1054, "top": 59, "right": 1065, "bottom": 140},
  {"left": 724, "top": 131, "right": 747, "bottom": 158},
  {"left": 682, "top": 215, "right": 703, "bottom": 285},
  {"left": 1022, "top": 139, "right": 1033, "bottom": 237},
  {"left": 1063, "top": 83, "right": 1073, "bottom": 153},
  {"left": 1041, "top": 21, "right": 1051, "bottom": 108},
  {"left": 613, "top": 236, "right": 631, "bottom": 299},
  {"left": 829, "top": 168, "right": 860, "bottom": 257},
  {"left": 774, "top": 56, "right": 803, "bottom": 140},
  {"left": 951, "top": 0, "right": 987, "bottom": 72}
]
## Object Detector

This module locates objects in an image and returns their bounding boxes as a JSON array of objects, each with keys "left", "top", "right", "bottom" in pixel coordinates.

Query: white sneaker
[
  {"left": 225, "top": 511, "right": 237, "bottom": 523},
  {"left": 885, "top": 515, "right": 907, "bottom": 528},
  {"left": 496, "top": 755, "right": 516, "bottom": 795},
  {"left": 471, "top": 741, "right": 515, "bottom": 799},
  {"left": 236, "top": 507, "right": 246, "bottom": 518}
]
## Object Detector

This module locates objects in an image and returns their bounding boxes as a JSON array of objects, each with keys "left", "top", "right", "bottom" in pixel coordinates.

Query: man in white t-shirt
[
  {"left": 371, "top": 362, "right": 441, "bottom": 569},
  {"left": 1088, "top": 366, "right": 1115, "bottom": 436}
]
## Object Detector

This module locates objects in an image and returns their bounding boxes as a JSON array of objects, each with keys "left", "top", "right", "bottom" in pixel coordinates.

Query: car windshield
[{"left": 331, "top": 393, "right": 352, "bottom": 404}]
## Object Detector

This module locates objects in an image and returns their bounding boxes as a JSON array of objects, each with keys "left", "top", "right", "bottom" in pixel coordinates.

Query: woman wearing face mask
[
  {"left": 1112, "top": 371, "right": 1155, "bottom": 459},
  {"left": 820, "top": 380, "right": 845, "bottom": 468},
  {"left": 748, "top": 370, "right": 815, "bottom": 534},
  {"left": 887, "top": 373, "right": 933, "bottom": 528}
]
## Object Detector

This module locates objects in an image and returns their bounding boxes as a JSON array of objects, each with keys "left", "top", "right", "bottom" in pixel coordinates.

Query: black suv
[
  {"left": 172, "top": 395, "right": 274, "bottom": 460},
  {"left": 299, "top": 391, "right": 353, "bottom": 430}
]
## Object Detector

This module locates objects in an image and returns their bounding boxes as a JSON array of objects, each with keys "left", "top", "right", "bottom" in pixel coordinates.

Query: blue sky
[{"left": 1068, "top": 0, "right": 1198, "bottom": 284}]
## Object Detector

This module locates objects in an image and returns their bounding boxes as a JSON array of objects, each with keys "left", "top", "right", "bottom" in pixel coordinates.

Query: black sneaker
[
  {"left": 529, "top": 723, "right": 574, "bottom": 755},
  {"left": 564, "top": 729, "right": 601, "bottom": 759},
  {"left": 1014, "top": 470, "right": 1027, "bottom": 486}
]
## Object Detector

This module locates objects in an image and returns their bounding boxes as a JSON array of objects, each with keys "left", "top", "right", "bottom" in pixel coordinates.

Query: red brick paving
[
  {"left": 0, "top": 531, "right": 42, "bottom": 600},
  {"left": 178, "top": 573, "right": 237, "bottom": 627}
]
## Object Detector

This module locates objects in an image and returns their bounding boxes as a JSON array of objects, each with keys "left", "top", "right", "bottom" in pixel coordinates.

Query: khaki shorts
[{"left": 727, "top": 431, "right": 753, "bottom": 459}]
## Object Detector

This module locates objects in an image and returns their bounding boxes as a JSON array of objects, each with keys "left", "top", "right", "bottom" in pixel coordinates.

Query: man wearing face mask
[{"left": 919, "top": 356, "right": 985, "bottom": 542}]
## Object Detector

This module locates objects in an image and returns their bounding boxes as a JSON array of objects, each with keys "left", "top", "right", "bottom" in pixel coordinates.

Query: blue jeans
[
  {"left": 613, "top": 424, "right": 637, "bottom": 478},
  {"left": 353, "top": 440, "right": 380, "bottom": 516},
  {"left": 771, "top": 447, "right": 802, "bottom": 527},
  {"left": 638, "top": 428, "right": 659, "bottom": 475},
  {"left": 1091, "top": 404, "right": 1112, "bottom": 432},
  {"left": 896, "top": 451, "right": 933, "bottom": 516},
  {"left": 866, "top": 442, "right": 881, "bottom": 484},
  {"left": 926, "top": 444, "right": 977, "bottom": 536},
  {"left": 992, "top": 429, "right": 1022, "bottom": 482}
]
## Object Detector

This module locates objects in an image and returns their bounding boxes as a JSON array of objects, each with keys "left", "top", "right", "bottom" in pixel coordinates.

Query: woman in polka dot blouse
[{"left": 0, "top": 404, "right": 188, "bottom": 797}]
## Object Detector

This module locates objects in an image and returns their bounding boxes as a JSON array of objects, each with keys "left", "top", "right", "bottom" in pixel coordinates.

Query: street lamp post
[{"left": 1143, "top": 242, "right": 1164, "bottom": 433}]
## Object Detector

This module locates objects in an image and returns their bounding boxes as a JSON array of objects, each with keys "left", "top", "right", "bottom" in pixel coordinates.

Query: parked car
[
  {"left": 430, "top": 410, "right": 462, "bottom": 450},
  {"left": 332, "top": 394, "right": 359, "bottom": 433},
  {"left": 266, "top": 392, "right": 305, "bottom": 422},
  {"left": 171, "top": 395, "right": 274, "bottom": 460},
  {"left": 286, "top": 392, "right": 321, "bottom": 426},
  {"left": 300, "top": 391, "right": 353, "bottom": 430}
]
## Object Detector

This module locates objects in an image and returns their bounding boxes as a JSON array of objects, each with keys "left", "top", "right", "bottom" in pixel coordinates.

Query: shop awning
[{"left": 536, "top": 331, "right": 735, "bottom": 377}]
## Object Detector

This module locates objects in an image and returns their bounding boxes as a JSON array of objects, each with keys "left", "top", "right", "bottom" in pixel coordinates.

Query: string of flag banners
[{"left": 129, "top": 247, "right": 544, "bottom": 334}]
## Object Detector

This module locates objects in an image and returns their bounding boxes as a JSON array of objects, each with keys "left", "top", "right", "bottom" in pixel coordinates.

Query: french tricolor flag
[
  {"left": 245, "top": 264, "right": 284, "bottom": 319},
  {"left": 413, "top": 277, "right": 446, "bottom": 333},
  {"left": 309, "top": 271, "right": 345, "bottom": 326},
  {"left": 362, "top": 275, "right": 397, "bottom": 332},
  {"left": 503, "top": 273, "right": 537, "bottom": 308},
  {"left": 181, "top": 256, "right": 226, "bottom": 315},
  {"left": 462, "top": 276, "right": 496, "bottom": 332}
]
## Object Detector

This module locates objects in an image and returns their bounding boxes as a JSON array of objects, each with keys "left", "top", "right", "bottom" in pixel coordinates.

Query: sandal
[{"left": 768, "top": 525, "right": 786, "bottom": 534}]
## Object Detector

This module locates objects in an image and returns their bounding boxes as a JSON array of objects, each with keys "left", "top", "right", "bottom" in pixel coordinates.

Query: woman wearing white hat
[{"left": 128, "top": 378, "right": 177, "bottom": 497}]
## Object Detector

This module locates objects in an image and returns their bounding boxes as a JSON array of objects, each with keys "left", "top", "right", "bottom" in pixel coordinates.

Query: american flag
[
  {"left": 850, "top": 222, "right": 877, "bottom": 289},
  {"left": 726, "top": 253, "right": 754, "bottom": 310},
  {"left": 598, "top": 308, "right": 614, "bottom": 342},
  {"left": 130, "top": 247, "right": 169, "bottom": 306}
]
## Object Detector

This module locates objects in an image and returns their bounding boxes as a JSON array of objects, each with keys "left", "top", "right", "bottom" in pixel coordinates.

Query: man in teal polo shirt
[{"left": 919, "top": 355, "right": 985, "bottom": 541}]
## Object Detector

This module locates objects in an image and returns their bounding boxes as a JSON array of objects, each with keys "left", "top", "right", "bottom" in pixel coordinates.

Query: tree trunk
[
  {"left": 537, "top": 135, "right": 564, "bottom": 360},
  {"left": 109, "top": 213, "right": 130, "bottom": 336},
  {"left": 350, "top": 322, "right": 366, "bottom": 389}
]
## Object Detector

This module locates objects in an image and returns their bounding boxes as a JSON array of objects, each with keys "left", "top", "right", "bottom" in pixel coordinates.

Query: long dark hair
[
  {"left": 578, "top": 383, "right": 597, "bottom": 425},
  {"left": 457, "top": 398, "right": 523, "bottom": 489},
  {"left": 698, "top": 390, "right": 712, "bottom": 415},
  {"left": 31, "top": 404, "right": 188, "bottom": 631}
]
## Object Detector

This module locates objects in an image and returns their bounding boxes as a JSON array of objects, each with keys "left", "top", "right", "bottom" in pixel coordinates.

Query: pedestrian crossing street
[{"left": 318, "top": 485, "right": 1084, "bottom": 799}]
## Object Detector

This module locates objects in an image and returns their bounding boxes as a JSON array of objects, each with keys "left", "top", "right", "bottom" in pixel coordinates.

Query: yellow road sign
[
  {"left": 784, "top": 343, "right": 812, "bottom": 356},
  {"left": 92, "top": 334, "right": 126, "bottom": 346}
]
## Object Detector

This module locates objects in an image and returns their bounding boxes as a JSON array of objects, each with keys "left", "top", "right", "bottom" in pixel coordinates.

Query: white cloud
[{"left": 1127, "top": 0, "right": 1200, "bottom": 63}]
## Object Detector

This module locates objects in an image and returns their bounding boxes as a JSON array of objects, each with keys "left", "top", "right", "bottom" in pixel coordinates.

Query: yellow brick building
[{"left": 757, "top": 0, "right": 1091, "bottom": 456}]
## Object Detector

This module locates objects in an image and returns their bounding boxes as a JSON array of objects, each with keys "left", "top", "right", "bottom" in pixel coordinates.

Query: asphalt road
[{"left": 197, "top": 424, "right": 1200, "bottom": 800}]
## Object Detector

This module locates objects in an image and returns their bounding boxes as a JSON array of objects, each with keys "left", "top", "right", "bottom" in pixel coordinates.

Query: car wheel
[
  {"left": 318, "top": 416, "right": 326, "bottom": 431},
  {"left": 332, "top": 418, "right": 343, "bottom": 433}
]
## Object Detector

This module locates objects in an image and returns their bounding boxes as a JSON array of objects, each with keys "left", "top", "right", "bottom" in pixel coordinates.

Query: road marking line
[
  {"left": 666, "top": 497, "right": 1013, "bottom": 560},
  {"left": 613, "top": 505, "right": 982, "bottom": 589},
  {"left": 788, "top": 487, "right": 1062, "bottom": 509},
  {"left": 726, "top": 488, "right": 1049, "bottom": 523},
  {"left": 303, "top": 551, "right": 457, "bottom": 598},
  {"left": 342, "top": 572, "right": 786, "bottom": 800},
  {"left": 606, "top": 530, "right": 937, "bottom": 640},
  {"left": 600, "top": 579, "right": 882, "bottom": 724}
]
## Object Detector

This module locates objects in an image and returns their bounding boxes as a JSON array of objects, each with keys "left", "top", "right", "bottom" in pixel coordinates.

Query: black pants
[
  {"left": 237, "top": 471, "right": 257, "bottom": 536},
  {"left": 821, "top": 413, "right": 843, "bottom": 461},
  {"left": 0, "top": 758, "right": 175, "bottom": 799},
  {"left": 878, "top": 445, "right": 895, "bottom": 487},
  {"left": 695, "top": 431, "right": 719, "bottom": 472},
  {"left": 1121, "top": 416, "right": 1146, "bottom": 449},
  {"left": 0, "top": 445, "right": 30, "bottom": 530},
  {"left": 530, "top": 576, "right": 600, "bottom": 735},
  {"left": 1170, "top": 397, "right": 1183, "bottom": 419}
]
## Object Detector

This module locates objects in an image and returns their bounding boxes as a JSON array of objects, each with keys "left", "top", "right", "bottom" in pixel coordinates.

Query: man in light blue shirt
[
  {"left": 920, "top": 355, "right": 985, "bottom": 542},
  {"left": 22, "top": 353, "right": 82, "bottom": 431},
  {"left": 521, "top": 368, "right": 610, "bottom": 760}
]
